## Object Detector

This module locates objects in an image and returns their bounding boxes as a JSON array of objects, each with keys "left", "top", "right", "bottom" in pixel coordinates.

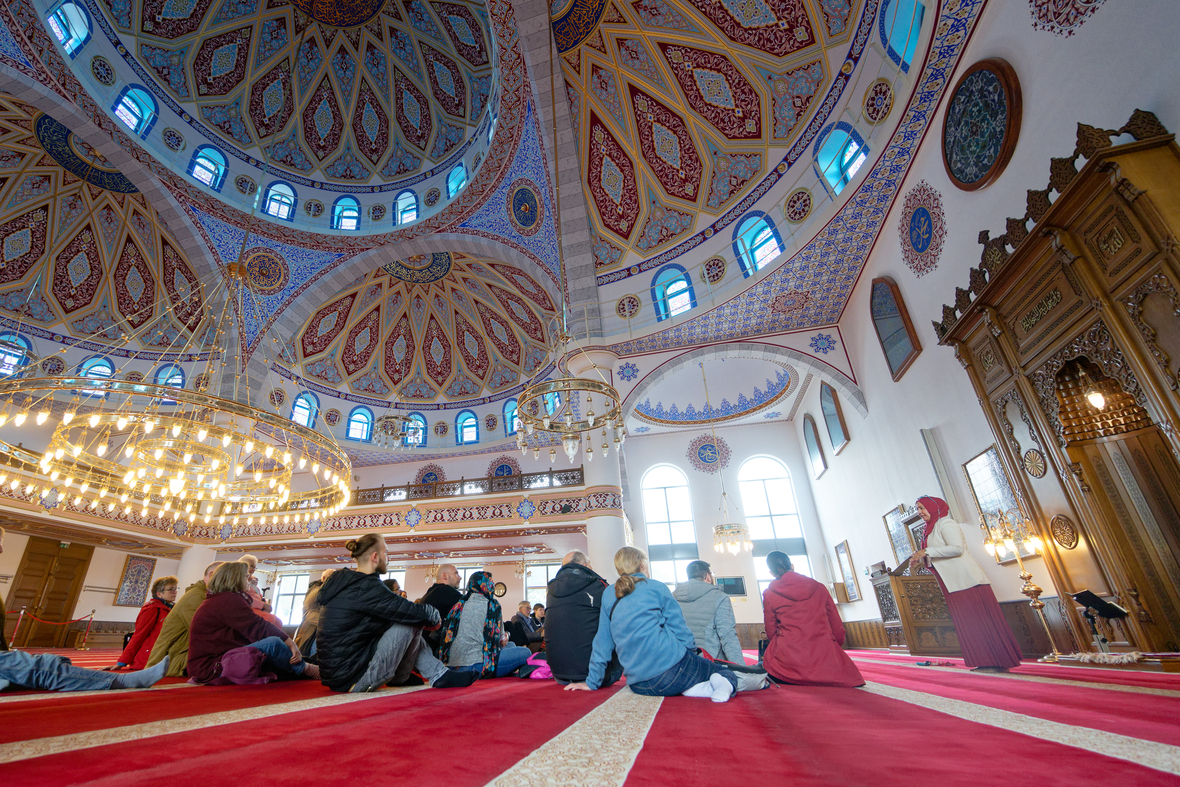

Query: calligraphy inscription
[{"left": 1020, "top": 288, "right": 1062, "bottom": 333}]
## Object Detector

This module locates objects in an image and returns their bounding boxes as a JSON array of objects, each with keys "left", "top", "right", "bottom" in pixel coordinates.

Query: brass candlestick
[{"left": 980, "top": 508, "right": 1063, "bottom": 663}]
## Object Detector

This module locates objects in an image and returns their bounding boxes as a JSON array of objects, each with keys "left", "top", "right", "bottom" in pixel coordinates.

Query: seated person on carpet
[
  {"left": 188, "top": 562, "right": 319, "bottom": 684},
  {"left": 511, "top": 601, "right": 544, "bottom": 648},
  {"left": 761, "top": 551, "right": 864, "bottom": 688},
  {"left": 545, "top": 550, "right": 617, "bottom": 685},
  {"left": 1, "top": 650, "right": 169, "bottom": 692},
  {"left": 440, "top": 572, "right": 532, "bottom": 679},
  {"left": 239, "top": 555, "right": 284, "bottom": 628},
  {"left": 316, "top": 533, "right": 477, "bottom": 693},
  {"left": 110, "top": 575, "right": 178, "bottom": 671},
  {"left": 146, "top": 561, "right": 225, "bottom": 677},
  {"left": 567, "top": 547, "right": 766, "bottom": 702},
  {"left": 420, "top": 563, "right": 463, "bottom": 656},
  {"left": 531, "top": 604, "right": 545, "bottom": 627},
  {"left": 0, "top": 526, "right": 7, "bottom": 652},
  {"left": 673, "top": 560, "right": 744, "bottom": 663},
  {"left": 293, "top": 569, "right": 334, "bottom": 657}
]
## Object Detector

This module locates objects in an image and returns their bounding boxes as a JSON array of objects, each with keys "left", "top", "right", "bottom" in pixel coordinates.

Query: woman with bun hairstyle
[{"left": 565, "top": 547, "right": 760, "bottom": 702}]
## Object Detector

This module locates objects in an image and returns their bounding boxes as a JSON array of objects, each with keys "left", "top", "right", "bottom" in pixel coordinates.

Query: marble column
[{"left": 175, "top": 544, "right": 220, "bottom": 587}]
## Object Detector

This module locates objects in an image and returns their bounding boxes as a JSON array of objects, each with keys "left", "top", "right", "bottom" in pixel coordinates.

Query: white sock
[
  {"left": 709, "top": 673, "right": 734, "bottom": 703},
  {"left": 682, "top": 680, "right": 714, "bottom": 698}
]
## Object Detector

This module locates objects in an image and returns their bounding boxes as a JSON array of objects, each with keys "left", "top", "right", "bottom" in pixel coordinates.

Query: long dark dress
[{"left": 930, "top": 569, "right": 1022, "bottom": 669}]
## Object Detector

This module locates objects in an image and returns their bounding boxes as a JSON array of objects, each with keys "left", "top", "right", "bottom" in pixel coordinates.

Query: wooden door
[{"left": 6, "top": 537, "right": 93, "bottom": 648}]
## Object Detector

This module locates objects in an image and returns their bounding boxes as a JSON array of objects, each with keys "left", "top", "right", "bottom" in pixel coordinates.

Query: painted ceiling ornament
[
  {"left": 617, "top": 362, "right": 639, "bottom": 382},
  {"left": 516, "top": 497, "right": 536, "bottom": 520},
  {"left": 235, "top": 176, "right": 257, "bottom": 195},
  {"left": 90, "top": 56, "right": 116, "bottom": 86},
  {"left": 862, "top": 78, "right": 894, "bottom": 125},
  {"left": 383, "top": 252, "right": 454, "bottom": 284},
  {"left": 290, "top": 0, "right": 388, "bottom": 34},
  {"left": 506, "top": 178, "right": 543, "bottom": 236},
  {"left": 433, "top": 420, "right": 449, "bottom": 437},
  {"left": 305, "top": 200, "right": 325, "bottom": 217},
  {"left": 40, "top": 357, "right": 65, "bottom": 376},
  {"left": 34, "top": 114, "right": 138, "bottom": 194},
  {"left": 268, "top": 388, "right": 287, "bottom": 407},
  {"left": 635, "top": 368, "right": 791, "bottom": 425},
  {"left": 425, "top": 188, "right": 441, "bottom": 207},
  {"left": 686, "top": 433, "right": 731, "bottom": 474},
  {"left": 405, "top": 507, "right": 423, "bottom": 528},
  {"left": 942, "top": 58, "right": 1022, "bottom": 191},
  {"left": 415, "top": 463, "right": 447, "bottom": 484},
  {"left": 487, "top": 455, "right": 521, "bottom": 477},
  {"left": 615, "top": 294, "right": 641, "bottom": 319},
  {"left": 898, "top": 180, "right": 946, "bottom": 278},
  {"left": 324, "top": 408, "right": 341, "bottom": 426},
  {"left": 784, "top": 188, "right": 812, "bottom": 223},
  {"left": 701, "top": 257, "right": 726, "bottom": 285},
  {"left": 161, "top": 128, "right": 186, "bottom": 151},
  {"left": 810, "top": 333, "right": 837, "bottom": 354},
  {"left": 243, "top": 248, "right": 291, "bottom": 294},
  {"left": 1030, "top": 0, "right": 1108, "bottom": 36},
  {"left": 193, "top": 372, "right": 210, "bottom": 391},
  {"left": 124, "top": 371, "right": 145, "bottom": 383},
  {"left": 770, "top": 290, "right": 811, "bottom": 315}
]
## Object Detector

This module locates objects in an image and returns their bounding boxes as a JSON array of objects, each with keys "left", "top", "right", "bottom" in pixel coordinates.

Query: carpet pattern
[{"left": 2, "top": 648, "right": 1180, "bottom": 785}]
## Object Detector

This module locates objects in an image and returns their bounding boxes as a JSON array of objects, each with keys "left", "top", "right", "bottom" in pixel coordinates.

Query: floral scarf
[{"left": 438, "top": 572, "right": 502, "bottom": 678}]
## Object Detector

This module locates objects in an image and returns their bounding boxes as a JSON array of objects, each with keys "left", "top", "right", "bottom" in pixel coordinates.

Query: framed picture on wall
[
  {"left": 961, "top": 445, "right": 1035, "bottom": 564},
  {"left": 819, "top": 382, "right": 849, "bottom": 454},
  {"left": 834, "top": 540, "right": 861, "bottom": 602},
  {"left": 870, "top": 277, "right": 922, "bottom": 381},
  {"left": 803, "top": 415, "right": 827, "bottom": 479},
  {"left": 114, "top": 555, "right": 157, "bottom": 607}
]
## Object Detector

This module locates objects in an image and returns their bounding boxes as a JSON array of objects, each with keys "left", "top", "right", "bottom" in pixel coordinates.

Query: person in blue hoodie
[{"left": 565, "top": 546, "right": 747, "bottom": 702}]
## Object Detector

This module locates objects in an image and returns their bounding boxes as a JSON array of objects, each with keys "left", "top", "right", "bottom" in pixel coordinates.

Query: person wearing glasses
[{"left": 110, "top": 576, "right": 178, "bottom": 671}]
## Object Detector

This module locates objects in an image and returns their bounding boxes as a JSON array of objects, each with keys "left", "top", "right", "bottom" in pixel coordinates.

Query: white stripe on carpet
[
  {"left": 0, "top": 685, "right": 429, "bottom": 764},
  {"left": 485, "top": 690, "right": 663, "bottom": 787},
  {"left": 863, "top": 681, "right": 1180, "bottom": 775}
]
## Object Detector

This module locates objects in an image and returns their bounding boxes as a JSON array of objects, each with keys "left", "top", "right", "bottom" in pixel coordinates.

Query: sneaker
[
  {"left": 432, "top": 669, "right": 479, "bottom": 689},
  {"left": 736, "top": 671, "right": 770, "bottom": 692}
]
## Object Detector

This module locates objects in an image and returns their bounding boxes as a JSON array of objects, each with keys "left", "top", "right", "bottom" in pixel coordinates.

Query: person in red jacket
[
  {"left": 761, "top": 551, "right": 864, "bottom": 688},
  {"left": 111, "top": 576, "right": 178, "bottom": 670}
]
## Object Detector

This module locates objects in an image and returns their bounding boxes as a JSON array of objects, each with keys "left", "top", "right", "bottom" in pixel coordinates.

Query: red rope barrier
[{"left": 22, "top": 611, "right": 95, "bottom": 625}]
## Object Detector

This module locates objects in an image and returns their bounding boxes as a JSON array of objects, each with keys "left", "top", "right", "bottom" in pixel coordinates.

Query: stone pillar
[
  {"left": 175, "top": 544, "right": 220, "bottom": 587},
  {"left": 583, "top": 448, "right": 627, "bottom": 583}
]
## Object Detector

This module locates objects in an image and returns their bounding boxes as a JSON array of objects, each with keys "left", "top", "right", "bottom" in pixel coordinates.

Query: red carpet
[{"left": 626, "top": 687, "right": 1180, "bottom": 787}]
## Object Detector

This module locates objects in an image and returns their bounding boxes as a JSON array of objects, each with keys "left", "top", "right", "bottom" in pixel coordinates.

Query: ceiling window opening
[
  {"left": 447, "top": 163, "right": 468, "bottom": 198},
  {"left": 332, "top": 196, "right": 361, "bottom": 231},
  {"left": 263, "top": 182, "right": 296, "bottom": 221},
  {"left": 79, "top": 356, "right": 114, "bottom": 398},
  {"left": 189, "top": 146, "right": 227, "bottom": 191},
  {"left": 395, "top": 190, "right": 418, "bottom": 225},
  {"left": 734, "top": 214, "right": 783, "bottom": 277},
  {"left": 154, "top": 363, "right": 185, "bottom": 404},
  {"left": 112, "top": 86, "right": 157, "bottom": 139},
  {"left": 815, "top": 124, "right": 869, "bottom": 196},
  {"left": 47, "top": 1, "right": 91, "bottom": 58},
  {"left": 651, "top": 265, "right": 695, "bottom": 322},
  {"left": 456, "top": 410, "right": 478, "bottom": 445},
  {"left": 291, "top": 392, "right": 319, "bottom": 428},
  {"left": 641, "top": 465, "right": 699, "bottom": 590},
  {"left": 403, "top": 413, "right": 427, "bottom": 447},
  {"left": 504, "top": 399, "right": 520, "bottom": 435},
  {"left": 347, "top": 407, "right": 373, "bottom": 441},
  {"left": 881, "top": 0, "right": 925, "bottom": 73},
  {"left": 0, "top": 333, "right": 31, "bottom": 376}
]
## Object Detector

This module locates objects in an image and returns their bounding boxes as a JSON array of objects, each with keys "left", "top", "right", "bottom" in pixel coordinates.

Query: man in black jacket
[
  {"left": 545, "top": 550, "right": 619, "bottom": 685},
  {"left": 316, "top": 534, "right": 477, "bottom": 692},
  {"left": 420, "top": 563, "right": 462, "bottom": 655}
]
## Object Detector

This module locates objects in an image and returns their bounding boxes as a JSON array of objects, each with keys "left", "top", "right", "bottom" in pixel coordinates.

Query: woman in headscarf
[
  {"left": 911, "top": 496, "right": 1022, "bottom": 671},
  {"left": 439, "top": 572, "right": 532, "bottom": 678}
]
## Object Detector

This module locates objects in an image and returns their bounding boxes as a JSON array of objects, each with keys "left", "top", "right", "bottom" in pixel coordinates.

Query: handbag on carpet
[
  {"left": 518, "top": 652, "right": 552, "bottom": 680},
  {"left": 200, "top": 646, "right": 277, "bottom": 686}
]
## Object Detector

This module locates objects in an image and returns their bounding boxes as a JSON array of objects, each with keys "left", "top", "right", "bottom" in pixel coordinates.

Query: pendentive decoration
[
  {"left": 1030, "top": 0, "right": 1109, "bottom": 37},
  {"left": 506, "top": 178, "right": 543, "bottom": 237},
  {"left": 1023, "top": 448, "right": 1047, "bottom": 478},
  {"left": 942, "top": 58, "right": 1022, "bottom": 191},
  {"left": 898, "top": 180, "right": 946, "bottom": 277}
]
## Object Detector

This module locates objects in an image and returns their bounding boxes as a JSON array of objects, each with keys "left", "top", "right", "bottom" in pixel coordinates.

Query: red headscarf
[{"left": 917, "top": 496, "right": 950, "bottom": 548}]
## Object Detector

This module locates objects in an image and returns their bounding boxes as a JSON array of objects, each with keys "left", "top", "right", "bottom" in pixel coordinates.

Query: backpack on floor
[{"left": 517, "top": 652, "right": 552, "bottom": 679}]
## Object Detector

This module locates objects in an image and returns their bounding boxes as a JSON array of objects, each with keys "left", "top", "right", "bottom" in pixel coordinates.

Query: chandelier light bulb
[
  {"left": 125, "top": 444, "right": 134, "bottom": 458},
  {"left": 137, "top": 467, "right": 146, "bottom": 479},
  {"left": 547, "top": 447, "right": 554, "bottom": 463},
  {"left": 298, "top": 457, "right": 306, "bottom": 469},
  {"left": 36, "top": 410, "right": 48, "bottom": 425},
  {"left": 120, "top": 493, "right": 128, "bottom": 503},
  {"left": 244, "top": 440, "right": 254, "bottom": 453},
  {"left": 1086, "top": 388, "right": 1106, "bottom": 410},
  {"left": 283, "top": 451, "right": 291, "bottom": 464},
  {"left": 49, "top": 471, "right": 59, "bottom": 481},
  {"left": 0, "top": 412, "right": 7, "bottom": 427},
  {"left": 144, "top": 419, "right": 154, "bottom": 433},
  {"left": 79, "top": 481, "right": 89, "bottom": 493},
  {"left": 264, "top": 445, "right": 273, "bottom": 458},
  {"left": 99, "top": 487, "right": 107, "bottom": 498},
  {"left": 170, "top": 423, "right": 181, "bottom": 437},
  {"left": 64, "top": 477, "right": 73, "bottom": 487},
  {"left": 211, "top": 459, "right": 220, "bottom": 470},
  {"left": 254, "top": 471, "right": 262, "bottom": 482},
  {"left": 15, "top": 411, "right": 27, "bottom": 426},
  {"left": 71, "top": 444, "right": 81, "bottom": 458},
  {"left": 89, "top": 499, "right": 98, "bottom": 509},
  {"left": 268, "top": 478, "right": 276, "bottom": 489},
  {"left": 117, "top": 416, "right": 128, "bottom": 429},
  {"left": 198, "top": 428, "right": 207, "bottom": 441},
  {"left": 312, "top": 462, "right": 320, "bottom": 474},
  {"left": 62, "top": 410, "right": 75, "bottom": 425},
  {"left": 97, "top": 443, "right": 107, "bottom": 456},
  {"left": 235, "top": 464, "right": 243, "bottom": 477},
  {"left": 222, "top": 434, "right": 232, "bottom": 447},
  {"left": 586, "top": 445, "right": 594, "bottom": 462},
  {"left": 89, "top": 413, "right": 100, "bottom": 428},
  {"left": 183, "top": 452, "right": 193, "bottom": 464},
  {"left": 54, "top": 447, "right": 64, "bottom": 459},
  {"left": 154, "top": 449, "right": 164, "bottom": 460},
  {"left": 155, "top": 467, "right": 163, "bottom": 478}
]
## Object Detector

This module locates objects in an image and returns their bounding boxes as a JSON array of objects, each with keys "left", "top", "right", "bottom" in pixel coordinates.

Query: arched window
[
  {"left": 650, "top": 264, "right": 695, "bottom": 322},
  {"left": 291, "top": 392, "right": 319, "bottom": 428},
  {"left": 155, "top": 363, "right": 184, "bottom": 404},
  {"left": 446, "top": 163, "right": 467, "bottom": 198},
  {"left": 503, "top": 398, "right": 520, "bottom": 435},
  {"left": 733, "top": 213, "right": 783, "bottom": 277},
  {"left": 47, "top": 1, "right": 91, "bottom": 58},
  {"left": 456, "top": 409, "right": 478, "bottom": 444},
  {"left": 0, "top": 332, "right": 31, "bottom": 376},
  {"left": 263, "top": 182, "right": 296, "bottom": 221},
  {"left": 814, "top": 123, "right": 868, "bottom": 196},
  {"left": 881, "top": 0, "right": 925, "bottom": 73},
  {"left": 403, "top": 412, "right": 427, "bottom": 447},
  {"left": 332, "top": 196, "right": 360, "bottom": 230},
  {"left": 641, "top": 465, "right": 698, "bottom": 588},
  {"left": 79, "top": 355, "right": 114, "bottom": 398},
  {"left": 188, "top": 146, "right": 227, "bottom": 191},
  {"left": 347, "top": 406, "right": 373, "bottom": 441},
  {"left": 738, "top": 456, "right": 811, "bottom": 591},
  {"left": 543, "top": 391, "right": 562, "bottom": 417},
  {"left": 395, "top": 190, "right": 418, "bottom": 225},
  {"left": 112, "top": 86, "right": 157, "bottom": 139}
]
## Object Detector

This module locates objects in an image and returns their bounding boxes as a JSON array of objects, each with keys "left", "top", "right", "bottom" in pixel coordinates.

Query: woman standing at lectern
[{"left": 910, "top": 495, "right": 1022, "bottom": 672}]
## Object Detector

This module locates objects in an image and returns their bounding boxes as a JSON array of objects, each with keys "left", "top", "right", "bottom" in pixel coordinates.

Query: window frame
[
  {"left": 395, "top": 190, "right": 418, "bottom": 225},
  {"left": 525, "top": 562, "right": 561, "bottom": 606},
  {"left": 640, "top": 464, "right": 699, "bottom": 589},
  {"left": 112, "top": 85, "right": 157, "bottom": 139},
  {"left": 732, "top": 213, "right": 783, "bottom": 278},
  {"left": 803, "top": 414, "right": 827, "bottom": 479},
  {"left": 47, "top": 1, "right": 91, "bottom": 58},
  {"left": 154, "top": 363, "right": 185, "bottom": 404},
  {"left": 446, "top": 163, "right": 467, "bottom": 198},
  {"left": 819, "top": 382, "right": 850, "bottom": 454},
  {"left": 869, "top": 276, "right": 922, "bottom": 381},
  {"left": 78, "top": 355, "right": 114, "bottom": 399},
  {"left": 272, "top": 573, "right": 310, "bottom": 627},
  {"left": 403, "top": 412, "right": 427, "bottom": 447},
  {"left": 188, "top": 145, "right": 227, "bottom": 192},
  {"left": 332, "top": 196, "right": 361, "bottom": 231},
  {"left": 455, "top": 409, "right": 479, "bottom": 445},
  {"left": 813, "top": 123, "right": 869, "bottom": 197},
  {"left": 291, "top": 392, "right": 319, "bottom": 428},
  {"left": 346, "top": 406, "right": 373, "bottom": 442},
  {"left": 263, "top": 181, "right": 297, "bottom": 222},
  {"left": 650, "top": 264, "right": 696, "bottom": 322},
  {"left": 503, "top": 398, "right": 520, "bottom": 436},
  {"left": 880, "top": 0, "right": 926, "bottom": 74},
  {"left": 0, "top": 332, "right": 31, "bottom": 376}
]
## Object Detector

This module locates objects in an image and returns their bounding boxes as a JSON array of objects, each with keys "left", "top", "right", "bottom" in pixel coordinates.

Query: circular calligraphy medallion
[
  {"left": 193, "top": 372, "right": 209, "bottom": 391},
  {"left": 942, "top": 58, "right": 1022, "bottom": 191},
  {"left": 701, "top": 257, "right": 726, "bottom": 285},
  {"left": 40, "top": 357, "right": 65, "bottom": 375},
  {"left": 305, "top": 200, "right": 324, "bottom": 217},
  {"left": 235, "top": 175, "right": 257, "bottom": 195},
  {"left": 909, "top": 207, "right": 933, "bottom": 254},
  {"left": 433, "top": 421, "right": 448, "bottom": 437},
  {"left": 124, "top": 371, "right": 145, "bottom": 383},
  {"left": 91, "top": 56, "right": 116, "bottom": 86},
  {"left": 369, "top": 204, "right": 386, "bottom": 222},
  {"left": 269, "top": 388, "right": 286, "bottom": 407},
  {"left": 162, "top": 128, "right": 185, "bottom": 152},
  {"left": 484, "top": 414, "right": 498, "bottom": 432},
  {"left": 898, "top": 181, "right": 946, "bottom": 277},
  {"left": 244, "top": 248, "right": 290, "bottom": 294},
  {"left": 385, "top": 252, "right": 453, "bottom": 284},
  {"left": 506, "top": 178, "right": 543, "bottom": 236}
]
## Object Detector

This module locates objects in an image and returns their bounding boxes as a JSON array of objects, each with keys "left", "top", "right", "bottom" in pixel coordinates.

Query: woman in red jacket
[
  {"left": 761, "top": 551, "right": 864, "bottom": 687},
  {"left": 112, "top": 576, "right": 177, "bottom": 670}
]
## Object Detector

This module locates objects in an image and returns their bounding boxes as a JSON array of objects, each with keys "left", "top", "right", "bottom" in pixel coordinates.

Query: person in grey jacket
[{"left": 672, "top": 560, "right": 744, "bottom": 663}]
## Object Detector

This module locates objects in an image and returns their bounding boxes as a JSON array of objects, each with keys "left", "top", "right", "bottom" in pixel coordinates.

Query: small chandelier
[
  {"left": 1077, "top": 365, "right": 1106, "bottom": 411},
  {"left": 698, "top": 363, "right": 750, "bottom": 555},
  {"left": 514, "top": 559, "right": 528, "bottom": 579}
]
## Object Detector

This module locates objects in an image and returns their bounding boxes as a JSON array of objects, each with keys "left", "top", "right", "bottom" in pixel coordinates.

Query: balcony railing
[{"left": 352, "top": 465, "right": 585, "bottom": 506}]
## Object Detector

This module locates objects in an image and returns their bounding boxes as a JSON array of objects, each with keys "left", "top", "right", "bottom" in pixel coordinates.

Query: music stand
[{"left": 1070, "top": 590, "right": 1128, "bottom": 653}]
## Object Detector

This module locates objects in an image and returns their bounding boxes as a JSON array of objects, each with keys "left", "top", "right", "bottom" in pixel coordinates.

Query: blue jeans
[
  {"left": 247, "top": 636, "right": 307, "bottom": 676},
  {"left": 628, "top": 649, "right": 737, "bottom": 697},
  {"left": 455, "top": 645, "right": 532, "bottom": 678},
  {"left": 0, "top": 650, "right": 116, "bottom": 692}
]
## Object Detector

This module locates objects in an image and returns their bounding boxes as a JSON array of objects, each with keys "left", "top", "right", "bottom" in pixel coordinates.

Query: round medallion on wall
[
  {"left": 425, "top": 188, "right": 441, "bottom": 207},
  {"left": 235, "top": 175, "right": 257, "bottom": 195},
  {"left": 506, "top": 178, "right": 543, "bottom": 236},
  {"left": 193, "top": 372, "right": 209, "bottom": 392},
  {"left": 415, "top": 463, "right": 447, "bottom": 484},
  {"left": 784, "top": 188, "right": 812, "bottom": 223},
  {"left": 161, "top": 128, "right": 185, "bottom": 152},
  {"left": 369, "top": 204, "right": 386, "bottom": 222},
  {"left": 90, "top": 55, "right": 116, "bottom": 86},
  {"left": 686, "top": 433, "right": 731, "bottom": 474},
  {"left": 433, "top": 421, "right": 448, "bottom": 437},
  {"left": 124, "top": 371, "right": 145, "bottom": 383},
  {"left": 1050, "top": 514, "right": 1079, "bottom": 550},
  {"left": 615, "top": 294, "right": 641, "bottom": 320},
  {"left": 770, "top": 290, "right": 811, "bottom": 315},
  {"left": 243, "top": 248, "right": 290, "bottom": 294},
  {"left": 40, "top": 357, "right": 65, "bottom": 376},
  {"left": 494, "top": 581, "right": 507, "bottom": 598},
  {"left": 1023, "top": 448, "right": 1047, "bottom": 478},
  {"left": 942, "top": 58, "right": 1022, "bottom": 191},
  {"left": 898, "top": 180, "right": 946, "bottom": 278},
  {"left": 268, "top": 388, "right": 286, "bottom": 408},
  {"left": 305, "top": 200, "right": 324, "bottom": 218},
  {"left": 324, "top": 408, "right": 341, "bottom": 426},
  {"left": 484, "top": 414, "right": 498, "bottom": 432},
  {"left": 862, "top": 78, "right": 894, "bottom": 125},
  {"left": 700, "top": 257, "right": 726, "bottom": 285}
]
